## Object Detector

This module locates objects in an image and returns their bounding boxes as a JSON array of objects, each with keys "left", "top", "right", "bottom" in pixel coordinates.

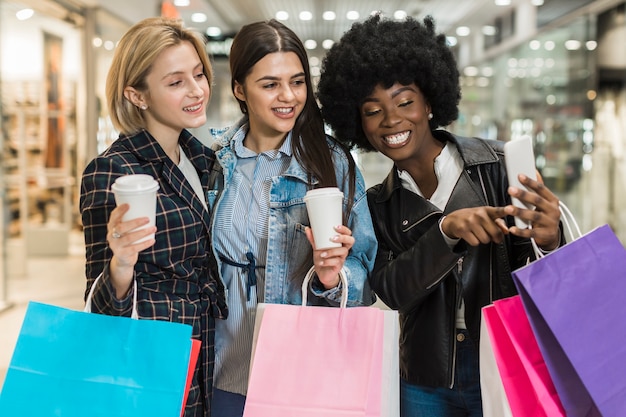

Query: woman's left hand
[
  {"left": 506, "top": 173, "right": 561, "bottom": 250},
  {"left": 305, "top": 224, "right": 354, "bottom": 289}
]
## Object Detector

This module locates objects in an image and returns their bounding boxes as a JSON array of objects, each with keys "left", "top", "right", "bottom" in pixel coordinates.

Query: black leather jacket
[{"left": 367, "top": 132, "right": 537, "bottom": 388}]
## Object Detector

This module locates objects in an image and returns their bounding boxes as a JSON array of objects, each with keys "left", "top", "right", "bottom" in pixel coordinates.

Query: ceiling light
[
  {"left": 174, "top": 0, "right": 190, "bottom": 6},
  {"left": 323, "top": 11, "right": 336, "bottom": 21},
  {"left": 275, "top": 11, "right": 289, "bottom": 20},
  {"left": 393, "top": 10, "right": 407, "bottom": 20},
  {"left": 92, "top": 37, "right": 103, "bottom": 48},
  {"left": 544, "top": 40, "right": 555, "bottom": 51},
  {"left": 346, "top": 11, "right": 360, "bottom": 20},
  {"left": 456, "top": 26, "right": 470, "bottom": 36},
  {"left": 16, "top": 8, "right": 34, "bottom": 20},
  {"left": 586, "top": 40, "right": 597, "bottom": 50},
  {"left": 446, "top": 36, "right": 458, "bottom": 46},
  {"left": 564, "top": 40, "right": 581, "bottom": 50},
  {"left": 529, "top": 40, "right": 541, "bottom": 50},
  {"left": 304, "top": 39, "right": 317, "bottom": 50},
  {"left": 531, "top": 0, "right": 544, "bottom": 5},
  {"left": 309, "top": 56, "right": 320, "bottom": 66},
  {"left": 322, "top": 39, "right": 334, "bottom": 49},
  {"left": 299, "top": 11, "right": 313, "bottom": 21},
  {"left": 482, "top": 25, "right": 496, "bottom": 36},
  {"left": 191, "top": 13, "right": 207, "bottom": 23},
  {"left": 104, "top": 41, "right": 115, "bottom": 51},
  {"left": 495, "top": 0, "right": 511, "bottom": 5},
  {"left": 206, "top": 27, "right": 222, "bottom": 37},
  {"left": 464, "top": 66, "right": 479, "bottom": 77}
]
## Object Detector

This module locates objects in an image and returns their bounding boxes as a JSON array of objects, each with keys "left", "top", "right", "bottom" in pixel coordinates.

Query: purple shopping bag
[{"left": 512, "top": 224, "right": 626, "bottom": 417}]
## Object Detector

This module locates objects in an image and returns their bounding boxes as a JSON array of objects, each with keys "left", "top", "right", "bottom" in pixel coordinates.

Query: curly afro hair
[{"left": 317, "top": 14, "right": 461, "bottom": 152}]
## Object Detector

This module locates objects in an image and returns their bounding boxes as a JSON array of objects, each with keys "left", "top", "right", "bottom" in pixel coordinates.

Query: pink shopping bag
[
  {"left": 481, "top": 296, "right": 565, "bottom": 417},
  {"left": 244, "top": 269, "right": 399, "bottom": 417}
]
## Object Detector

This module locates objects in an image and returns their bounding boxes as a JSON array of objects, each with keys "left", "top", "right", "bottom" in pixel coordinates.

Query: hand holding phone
[{"left": 503, "top": 136, "right": 537, "bottom": 229}]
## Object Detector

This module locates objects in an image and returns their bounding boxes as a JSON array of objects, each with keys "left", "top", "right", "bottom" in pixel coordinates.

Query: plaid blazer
[{"left": 80, "top": 129, "right": 227, "bottom": 417}]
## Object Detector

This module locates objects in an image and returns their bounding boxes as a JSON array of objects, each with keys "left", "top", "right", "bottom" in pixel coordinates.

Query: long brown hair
[{"left": 228, "top": 19, "right": 356, "bottom": 210}]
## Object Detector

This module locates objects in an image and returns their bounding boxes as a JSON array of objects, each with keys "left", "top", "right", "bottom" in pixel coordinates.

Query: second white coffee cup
[
  {"left": 111, "top": 174, "right": 159, "bottom": 244},
  {"left": 304, "top": 187, "right": 344, "bottom": 250}
]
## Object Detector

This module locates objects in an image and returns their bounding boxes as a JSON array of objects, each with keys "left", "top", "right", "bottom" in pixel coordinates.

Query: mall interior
[{"left": 0, "top": 0, "right": 625, "bottom": 388}]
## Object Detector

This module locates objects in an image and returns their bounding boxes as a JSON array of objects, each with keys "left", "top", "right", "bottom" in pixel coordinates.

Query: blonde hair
[{"left": 106, "top": 17, "right": 213, "bottom": 135}]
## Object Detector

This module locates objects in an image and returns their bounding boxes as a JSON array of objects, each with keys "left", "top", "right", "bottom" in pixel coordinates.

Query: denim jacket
[{"left": 207, "top": 117, "right": 377, "bottom": 306}]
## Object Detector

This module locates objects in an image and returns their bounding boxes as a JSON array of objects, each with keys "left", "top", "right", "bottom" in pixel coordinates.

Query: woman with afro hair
[{"left": 318, "top": 14, "right": 563, "bottom": 417}]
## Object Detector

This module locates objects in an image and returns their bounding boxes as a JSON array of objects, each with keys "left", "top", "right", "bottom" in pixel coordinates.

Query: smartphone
[{"left": 503, "top": 136, "right": 537, "bottom": 229}]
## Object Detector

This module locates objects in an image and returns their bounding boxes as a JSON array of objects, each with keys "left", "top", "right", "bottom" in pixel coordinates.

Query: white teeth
[
  {"left": 184, "top": 104, "right": 201, "bottom": 112},
  {"left": 274, "top": 107, "right": 292, "bottom": 114},
  {"left": 383, "top": 131, "right": 410, "bottom": 145}
]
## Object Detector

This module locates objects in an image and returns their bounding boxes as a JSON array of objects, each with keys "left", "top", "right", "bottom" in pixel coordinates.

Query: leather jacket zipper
[
  {"left": 426, "top": 257, "right": 459, "bottom": 290},
  {"left": 449, "top": 256, "right": 464, "bottom": 388}
]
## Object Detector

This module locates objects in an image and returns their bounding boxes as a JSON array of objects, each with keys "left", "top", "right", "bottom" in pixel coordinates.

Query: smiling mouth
[
  {"left": 273, "top": 107, "right": 294, "bottom": 114},
  {"left": 183, "top": 103, "right": 202, "bottom": 112},
  {"left": 383, "top": 131, "right": 410, "bottom": 146}
]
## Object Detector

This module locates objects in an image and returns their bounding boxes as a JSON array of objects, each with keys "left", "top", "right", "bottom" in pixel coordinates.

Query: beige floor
[{"left": 0, "top": 232, "right": 86, "bottom": 391}]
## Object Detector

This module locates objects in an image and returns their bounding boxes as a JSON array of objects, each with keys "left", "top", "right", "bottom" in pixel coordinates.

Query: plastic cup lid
[
  {"left": 304, "top": 187, "right": 343, "bottom": 200},
  {"left": 111, "top": 174, "right": 159, "bottom": 193}
]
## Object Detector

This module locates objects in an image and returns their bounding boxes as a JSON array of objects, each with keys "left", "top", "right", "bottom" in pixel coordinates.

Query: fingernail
[
  {"left": 331, "top": 235, "right": 339, "bottom": 242},
  {"left": 320, "top": 252, "right": 328, "bottom": 258}
]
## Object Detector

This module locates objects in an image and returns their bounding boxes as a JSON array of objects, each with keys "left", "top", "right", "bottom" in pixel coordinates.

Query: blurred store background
[{"left": 0, "top": 0, "right": 625, "bottom": 384}]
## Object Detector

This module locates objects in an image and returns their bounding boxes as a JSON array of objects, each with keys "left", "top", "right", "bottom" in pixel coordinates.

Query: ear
[
  {"left": 233, "top": 81, "right": 246, "bottom": 103},
  {"left": 123, "top": 86, "right": 146, "bottom": 109}
]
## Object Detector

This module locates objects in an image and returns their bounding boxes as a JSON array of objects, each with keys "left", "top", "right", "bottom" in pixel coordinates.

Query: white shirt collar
[{"left": 398, "top": 141, "right": 464, "bottom": 210}]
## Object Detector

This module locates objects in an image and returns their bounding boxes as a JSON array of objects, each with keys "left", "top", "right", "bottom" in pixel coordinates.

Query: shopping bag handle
[
  {"left": 84, "top": 273, "right": 139, "bottom": 319},
  {"left": 301, "top": 266, "right": 348, "bottom": 308},
  {"left": 530, "top": 201, "right": 582, "bottom": 259}
]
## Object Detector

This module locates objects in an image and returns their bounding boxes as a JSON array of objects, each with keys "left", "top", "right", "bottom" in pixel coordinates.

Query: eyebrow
[
  {"left": 362, "top": 85, "right": 416, "bottom": 103},
  {"left": 254, "top": 72, "right": 306, "bottom": 83},
  {"left": 161, "top": 62, "right": 203, "bottom": 80}
]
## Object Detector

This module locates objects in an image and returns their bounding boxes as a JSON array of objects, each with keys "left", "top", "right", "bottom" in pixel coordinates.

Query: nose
[
  {"left": 188, "top": 79, "right": 205, "bottom": 98},
  {"left": 382, "top": 108, "right": 401, "bottom": 127},
  {"left": 278, "top": 84, "right": 296, "bottom": 102}
]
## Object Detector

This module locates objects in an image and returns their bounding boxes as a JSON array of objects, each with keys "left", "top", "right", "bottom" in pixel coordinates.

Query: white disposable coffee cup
[
  {"left": 304, "top": 187, "right": 344, "bottom": 250},
  {"left": 111, "top": 174, "right": 159, "bottom": 244}
]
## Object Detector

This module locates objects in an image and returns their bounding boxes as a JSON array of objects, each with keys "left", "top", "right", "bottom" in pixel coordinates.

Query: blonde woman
[{"left": 80, "top": 17, "right": 226, "bottom": 416}]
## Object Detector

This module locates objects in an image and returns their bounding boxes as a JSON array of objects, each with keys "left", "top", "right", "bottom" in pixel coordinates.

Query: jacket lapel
[{"left": 125, "top": 129, "right": 213, "bottom": 233}]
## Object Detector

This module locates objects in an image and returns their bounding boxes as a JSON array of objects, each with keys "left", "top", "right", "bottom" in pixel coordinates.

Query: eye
[
  {"left": 398, "top": 100, "right": 414, "bottom": 107},
  {"left": 263, "top": 82, "right": 277, "bottom": 89},
  {"left": 195, "top": 72, "right": 205, "bottom": 79},
  {"left": 292, "top": 78, "right": 306, "bottom": 86},
  {"left": 362, "top": 108, "right": 380, "bottom": 117},
  {"left": 169, "top": 80, "right": 182, "bottom": 87}
]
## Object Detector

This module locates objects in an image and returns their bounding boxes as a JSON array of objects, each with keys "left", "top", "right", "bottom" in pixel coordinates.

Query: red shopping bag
[
  {"left": 244, "top": 269, "right": 399, "bottom": 417},
  {"left": 480, "top": 296, "right": 565, "bottom": 417},
  {"left": 181, "top": 339, "right": 201, "bottom": 417}
]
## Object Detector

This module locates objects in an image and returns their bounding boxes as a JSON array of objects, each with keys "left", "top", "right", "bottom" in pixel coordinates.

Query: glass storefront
[
  {"left": 0, "top": 1, "right": 130, "bottom": 301},
  {"left": 454, "top": 7, "right": 626, "bottom": 241},
  {"left": 0, "top": 0, "right": 84, "bottom": 291}
]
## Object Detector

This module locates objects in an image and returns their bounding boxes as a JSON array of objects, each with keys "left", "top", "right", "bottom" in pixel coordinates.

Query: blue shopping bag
[{"left": 0, "top": 301, "right": 194, "bottom": 417}]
